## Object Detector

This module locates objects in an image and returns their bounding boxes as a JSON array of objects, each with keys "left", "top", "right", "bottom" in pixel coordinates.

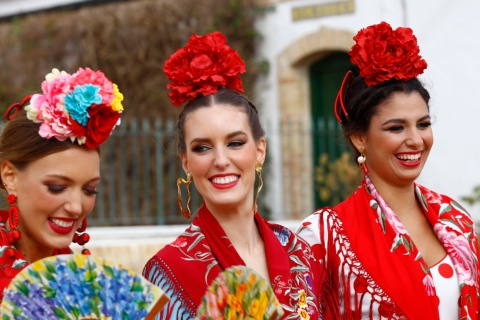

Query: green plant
[
  {"left": 315, "top": 152, "right": 362, "bottom": 206},
  {"left": 462, "top": 185, "right": 480, "bottom": 206}
]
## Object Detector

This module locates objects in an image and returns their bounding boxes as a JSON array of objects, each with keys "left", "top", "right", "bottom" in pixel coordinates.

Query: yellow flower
[
  {"left": 298, "top": 308, "right": 310, "bottom": 320},
  {"left": 298, "top": 289, "right": 307, "bottom": 308},
  {"left": 74, "top": 253, "right": 88, "bottom": 268},
  {"left": 111, "top": 83, "right": 124, "bottom": 112}
]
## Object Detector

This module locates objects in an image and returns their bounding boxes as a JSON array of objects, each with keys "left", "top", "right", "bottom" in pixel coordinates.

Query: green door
[{"left": 310, "top": 52, "right": 360, "bottom": 209}]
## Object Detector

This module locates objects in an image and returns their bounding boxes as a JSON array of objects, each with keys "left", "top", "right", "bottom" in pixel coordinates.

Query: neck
[
  {"left": 204, "top": 202, "right": 261, "bottom": 253},
  {"left": 367, "top": 175, "right": 417, "bottom": 218},
  {"left": 14, "top": 234, "right": 54, "bottom": 264}
]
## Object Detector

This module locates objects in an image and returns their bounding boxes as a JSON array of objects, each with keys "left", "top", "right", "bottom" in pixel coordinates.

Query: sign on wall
[{"left": 292, "top": 0, "right": 355, "bottom": 21}]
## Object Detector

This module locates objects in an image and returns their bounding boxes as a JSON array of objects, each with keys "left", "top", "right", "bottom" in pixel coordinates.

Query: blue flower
[
  {"left": 65, "top": 84, "right": 102, "bottom": 126},
  {"left": 273, "top": 226, "right": 291, "bottom": 246}
]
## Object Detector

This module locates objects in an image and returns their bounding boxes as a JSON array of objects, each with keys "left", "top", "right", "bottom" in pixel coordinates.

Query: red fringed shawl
[
  {"left": 143, "top": 203, "right": 336, "bottom": 319},
  {"left": 298, "top": 179, "right": 480, "bottom": 319}
]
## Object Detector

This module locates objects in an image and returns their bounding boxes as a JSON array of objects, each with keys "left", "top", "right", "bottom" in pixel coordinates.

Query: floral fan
[
  {"left": 0, "top": 254, "right": 169, "bottom": 319},
  {"left": 196, "top": 266, "right": 283, "bottom": 320}
]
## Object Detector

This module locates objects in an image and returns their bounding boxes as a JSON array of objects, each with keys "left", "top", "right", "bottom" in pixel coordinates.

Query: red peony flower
[
  {"left": 164, "top": 31, "right": 246, "bottom": 106},
  {"left": 349, "top": 21, "right": 427, "bottom": 86}
]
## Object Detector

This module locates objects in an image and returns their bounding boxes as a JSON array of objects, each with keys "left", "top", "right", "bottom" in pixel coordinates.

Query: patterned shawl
[
  {"left": 143, "top": 203, "right": 335, "bottom": 319},
  {"left": 313, "top": 177, "right": 479, "bottom": 319}
]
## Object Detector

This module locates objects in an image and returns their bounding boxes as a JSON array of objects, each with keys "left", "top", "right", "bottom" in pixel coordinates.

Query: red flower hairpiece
[
  {"left": 349, "top": 21, "right": 427, "bottom": 86},
  {"left": 164, "top": 31, "right": 246, "bottom": 106}
]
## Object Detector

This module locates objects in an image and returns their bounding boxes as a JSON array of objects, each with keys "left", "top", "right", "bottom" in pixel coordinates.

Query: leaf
[{"left": 439, "top": 203, "right": 452, "bottom": 216}]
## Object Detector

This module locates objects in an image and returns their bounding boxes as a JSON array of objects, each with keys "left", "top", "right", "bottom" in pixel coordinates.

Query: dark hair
[
  {"left": 0, "top": 109, "right": 92, "bottom": 188},
  {"left": 176, "top": 87, "right": 265, "bottom": 154},
  {"left": 338, "top": 67, "right": 431, "bottom": 160}
]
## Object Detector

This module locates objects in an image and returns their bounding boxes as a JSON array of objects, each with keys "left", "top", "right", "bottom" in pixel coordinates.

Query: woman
[
  {"left": 0, "top": 67, "right": 123, "bottom": 300},
  {"left": 297, "top": 21, "right": 479, "bottom": 319},
  {"left": 143, "top": 32, "right": 334, "bottom": 319}
]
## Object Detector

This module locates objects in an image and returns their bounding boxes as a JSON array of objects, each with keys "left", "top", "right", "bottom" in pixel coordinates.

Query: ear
[
  {"left": 256, "top": 137, "right": 267, "bottom": 165},
  {"left": 350, "top": 133, "right": 367, "bottom": 152},
  {"left": 180, "top": 153, "right": 189, "bottom": 175},
  {"left": 1, "top": 161, "right": 18, "bottom": 194}
]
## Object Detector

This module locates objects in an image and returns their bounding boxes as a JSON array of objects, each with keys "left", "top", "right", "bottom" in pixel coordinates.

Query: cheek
[{"left": 83, "top": 196, "right": 97, "bottom": 213}]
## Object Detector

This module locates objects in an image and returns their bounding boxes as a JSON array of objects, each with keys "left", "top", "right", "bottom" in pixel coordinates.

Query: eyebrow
[
  {"left": 381, "top": 114, "right": 431, "bottom": 126},
  {"left": 45, "top": 174, "right": 101, "bottom": 184},
  {"left": 189, "top": 131, "right": 248, "bottom": 145}
]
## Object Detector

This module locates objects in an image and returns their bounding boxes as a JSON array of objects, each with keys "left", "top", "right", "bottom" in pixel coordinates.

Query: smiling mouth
[
  {"left": 396, "top": 154, "right": 420, "bottom": 162},
  {"left": 210, "top": 175, "right": 239, "bottom": 185},
  {"left": 49, "top": 218, "right": 75, "bottom": 228}
]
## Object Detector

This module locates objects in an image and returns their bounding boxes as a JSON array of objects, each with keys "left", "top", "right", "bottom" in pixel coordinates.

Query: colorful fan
[
  {"left": 196, "top": 266, "right": 284, "bottom": 320},
  {"left": 0, "top": 254, "right": 169, "bottom": 319}
]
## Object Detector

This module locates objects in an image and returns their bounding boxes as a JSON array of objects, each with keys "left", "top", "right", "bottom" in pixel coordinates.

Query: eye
[
  {"left": 386, "top": 125, "right": 404, "bottom": 133},
  {"left": 84, "top": 188, "right": 98, "bottom": 196},
  {"left": 418, "top": 121, "right": 432, "bottom": 129},
  {"left": 228, "top": 140, "right": 246, "bottom": 148},
  {"left": 192, "top": 145, "right": 211, "bottom": 153},
  {"left": 47, "top": 185, "right": 65, "bottom": 193}
]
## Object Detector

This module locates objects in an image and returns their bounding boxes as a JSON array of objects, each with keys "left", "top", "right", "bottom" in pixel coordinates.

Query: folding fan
[
  {"left": 0, "top": 254, "right": 169, "bottom": 319},
  {"left": 196, "top": 265, "right": 284, "bottom": 320}
]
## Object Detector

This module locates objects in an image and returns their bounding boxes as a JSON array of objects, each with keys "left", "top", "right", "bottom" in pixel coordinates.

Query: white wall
[{"left": 256, "top": 0, "right": 480, "bottom": 221}]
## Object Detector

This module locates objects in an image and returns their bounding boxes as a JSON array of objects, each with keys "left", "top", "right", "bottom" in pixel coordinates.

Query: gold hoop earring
[
  {"left": 254, "top": 163, "right": 263, "bottom": 213},
  {"left": 177, "top": 173, "right": 192, "bottom": 219}
]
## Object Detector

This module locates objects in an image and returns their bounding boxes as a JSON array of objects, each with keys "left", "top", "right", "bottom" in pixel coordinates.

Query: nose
[
  {"left": 213, "top": 147, "right": 230, "bottom": 169},
  {"left": 406, "top": 128, "right": 423, "bottom": 148},
  {"left": 64, "top": 190, "right": 83, "bottom": 216}
]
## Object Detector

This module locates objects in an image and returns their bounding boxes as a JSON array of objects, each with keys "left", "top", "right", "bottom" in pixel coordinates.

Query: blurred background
[{"left": 1, "top": 0, "right": 479, "bottom": 272}]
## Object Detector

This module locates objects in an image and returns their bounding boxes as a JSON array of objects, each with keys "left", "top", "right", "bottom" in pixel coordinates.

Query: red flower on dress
[
  {"left": 164, "top": 31, "right": 246, "bottom": 106},
  {"left": 349, "top": 21, "right": 427, "bottom": 86}
]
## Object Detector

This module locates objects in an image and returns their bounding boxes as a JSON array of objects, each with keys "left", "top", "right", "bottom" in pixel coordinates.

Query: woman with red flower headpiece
[
  {"left": 0, "top": 67, "right": 124, "bottom": 301},
  {"left": 297, "top": 21, "right": 480, "bottom": 319},
  {"left": 143, "top": 31, "right": 336, "bottom": 319}
]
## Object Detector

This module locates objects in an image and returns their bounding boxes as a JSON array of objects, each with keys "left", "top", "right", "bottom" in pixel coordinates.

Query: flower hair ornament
[
  {"left": 334, "top": 21, "right": 428, "bottom": 123},
  {"left": 5, "top": 67, "right": 124, "bottom": 149},
  {"left": 164, "top": 31, "right": 246, "bottom": 106}
]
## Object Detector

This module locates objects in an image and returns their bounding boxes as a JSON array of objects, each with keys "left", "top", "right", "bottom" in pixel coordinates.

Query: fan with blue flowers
[{"left": 0, "top": 254, "right": 168, "bottom": 319}]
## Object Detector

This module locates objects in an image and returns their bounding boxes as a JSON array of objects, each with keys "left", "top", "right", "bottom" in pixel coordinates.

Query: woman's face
[
  {"left": 352, "top": 91, "right": 433, "bottom": 188},
  {"left": 180, "top": 104, "right": 266, "bottom": 214},
  {"left": 2, "top": 147, "right": 100, "bottom": 251}
]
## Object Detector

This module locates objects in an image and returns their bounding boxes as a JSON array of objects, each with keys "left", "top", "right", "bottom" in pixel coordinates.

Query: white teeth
[
  {"left": 211, "top": 176, "right": 238, "bottom": 184},
  {"left": 397, "top": 154, "right": 420, "bottom": 161},
  {"left": 50, "top": 218, "right": 74, "bottom": 228}
]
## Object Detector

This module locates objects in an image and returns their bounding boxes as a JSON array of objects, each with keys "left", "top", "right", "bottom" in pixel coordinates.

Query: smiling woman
[
  {"left": 297, "top": 21, "right": 480, "bottom": 320},
  {"left": 0, "top": 67, "right": 124, "bottom": 301},
  {"left": 142, "top": 31, "right": 336, "bottom": 319}
]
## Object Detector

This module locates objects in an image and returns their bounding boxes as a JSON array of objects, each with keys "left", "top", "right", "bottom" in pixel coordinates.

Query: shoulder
[
  {"left": 296, "top": 208, "right": 338, "bottom": 239},
  {"left": 416, "top": 184, "right": 472, "bottom": 215},
  {"left": 0, "top": 210, "right": 7, "bottom": 223}
]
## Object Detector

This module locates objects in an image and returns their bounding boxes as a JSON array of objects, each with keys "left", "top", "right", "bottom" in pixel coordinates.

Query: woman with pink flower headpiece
[
  {"left": 0, "top": 67, "right": 124, "bottom": 301},
  {"left": 297, "top": 22, "right": 480, "bottom": 319},
  {"left": 142, "top": 31, "right": 336, "bottom": 319}
]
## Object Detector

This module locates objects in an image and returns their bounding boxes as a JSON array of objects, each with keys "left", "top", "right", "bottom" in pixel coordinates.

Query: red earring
[
  {"left": 5, "top": 194, "right": 20, "bottom": 258},
  {"left": 72, "top": 217, "right": 91, "bottom": 255}
]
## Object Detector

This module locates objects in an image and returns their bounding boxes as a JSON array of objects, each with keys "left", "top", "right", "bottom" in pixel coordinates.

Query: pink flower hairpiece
[
  {"left": 15, "top": 68, "right": 124, "bottom": 149},
  {"left": 349, "top": 21, "right": 428, "bottom": 86},
  {"left": 164, "top": 31, "right": 246, "bottom": 107}
]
